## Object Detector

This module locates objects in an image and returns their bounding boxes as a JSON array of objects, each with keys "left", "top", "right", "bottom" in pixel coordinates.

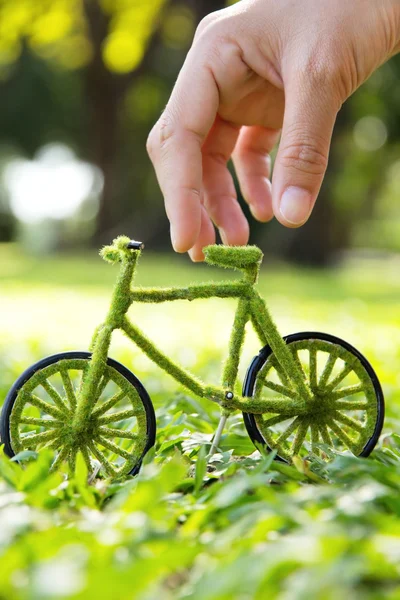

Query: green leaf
[
  {"left": 220, "top": 434, "right": 254, "bottom": 456},
  {"left": 194, "top": 445, "right": 207, "bottom": 495},
  {"left": 11, "top": 450, "right": 38, "bottom": 463}
]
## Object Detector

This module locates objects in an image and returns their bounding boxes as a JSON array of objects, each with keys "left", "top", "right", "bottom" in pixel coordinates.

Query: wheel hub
[
  {"left": 71, "top": 416, "right": 99, "bottom": 443},
  {"left": 303, "top": 389, "right": 336, "bottom": 423}
]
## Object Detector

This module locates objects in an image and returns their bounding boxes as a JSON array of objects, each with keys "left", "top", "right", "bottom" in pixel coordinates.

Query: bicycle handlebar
[{"left": 100, "top": 236, "right": 144, "bottom": 264}]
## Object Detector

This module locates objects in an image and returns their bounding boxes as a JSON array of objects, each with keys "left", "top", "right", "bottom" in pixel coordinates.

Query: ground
[{"left": 0, "top": 244, "right": 400, "bottom": 599}]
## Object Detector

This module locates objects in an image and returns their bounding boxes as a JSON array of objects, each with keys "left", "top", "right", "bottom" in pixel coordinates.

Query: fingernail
[
  {"left": 188, "top": 249, "right": 203, "bottom": 262},
  {"left": 170, "top": 226, "right": 178, "bottom": 251},
  {"left": 219, "top": 228, "right": 227, "bottom": 245},
  {"left": 280, "top": 187, "right": 312, "bottom": 225},
  {"left": 188, "top": 248, "right": 196, "bottom": 261},
  {"left": 250, "top": 203, "right": 274, "bottom": 223}
]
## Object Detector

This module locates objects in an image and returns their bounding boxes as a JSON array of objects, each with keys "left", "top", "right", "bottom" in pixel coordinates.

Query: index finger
[{"left": 147, "top": 47, "right": 219, "bottom": 252}]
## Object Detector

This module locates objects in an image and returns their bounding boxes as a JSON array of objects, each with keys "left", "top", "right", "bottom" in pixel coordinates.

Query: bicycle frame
[
  {"left": 72, "top": 244, "right": 311, "bottom": 431},
  {"left": 3, "top": 236, "right": 382, "bottom": 472}
]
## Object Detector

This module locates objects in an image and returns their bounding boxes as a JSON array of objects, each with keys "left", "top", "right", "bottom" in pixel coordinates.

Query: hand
[{"left": 147, "top": 0, "right": 400, "bottom": 260}]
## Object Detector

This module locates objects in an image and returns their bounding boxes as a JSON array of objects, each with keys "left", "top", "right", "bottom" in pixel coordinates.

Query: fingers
[
  {"left": 188, "top": 205, "right": 216, "bottom": 262},
  {"left": 146, "top": 49, "right": 219, "bottom": 253},
  {"left": 202, "top": 117, "right": 249, "bottom": 247},
  {"left": 272, "top": 78, "right": 339, "bottom": 227},
  {"left": 232, "top": 126, "right": 280, "bottom": 223}
]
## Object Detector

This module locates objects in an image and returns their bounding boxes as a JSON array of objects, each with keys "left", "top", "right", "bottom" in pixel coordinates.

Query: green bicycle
[{"left": 0, "top": 236, "right": 384, "bottom": 478}]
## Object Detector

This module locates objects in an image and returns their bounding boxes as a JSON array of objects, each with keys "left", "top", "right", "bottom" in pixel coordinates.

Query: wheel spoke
[
  {"left": 263, "top": 380, "right": 297, "bottom": 399},
  {"left": 275, "top": 416, "right": 301, "bottom": 445},
  {"left": 256, "top": 414, "right": 291, "bottom": 457},
  {"left": 19, "top": 417, "right": 62, "bottom": 428},
  {"left": 269, "top": 357, "right": 291, "bottom": 387},
  {"left": 77, "top": 365, "right": 89, "bottom": 396},
  {"left": 92, "top": 390, "right": 127, "bottom": 418},
  {"left": 290, "top": 349, "right": 307, "bottom": 381},
  {"left": 94, "top": 376, "right": 111, "bottom": 406},
  {"left": 60, "top": 369, "right": 77, "bottom": 411},
  {"left": 28, "top": 394, "right": 65, "bottom": 420},
  {"left": 80, "top": 445, "right": 93, "bottom": 473},
  {"left": 291, "top": 418, "right": 309, "bottom": 455},
  {"left": 98, "top": 426, "right": 138, "bottom": 440},
  {"left": 258, "top": 424, "right": 282, "bottom": 455},
  {"left": 41, "top": 380, "right": 70, "bottom": 415},
  {"left": 334, "top": 400, "right": 369, "bottom": 411},
  {"left": 319, "top": 353, "right": 337, "bottom": 388},
  {"left": 333, "top": 411, "right": 363, "bottom": 433},
  {"left": 319, "top": 423, "right": 332, "bottom": 446},
  {"left": 21, "top": 429, "right": 60, "bottom": 449},
  {"left": 309, "top": 347, "right": 318, "bottom": 390},
  {"left": 68, "top": 447, "right": 77, "bottom": 475},
  {"left": 96, "top": 436, "right": 132, "bottom": 461},
  {"left": 87, "top": 442, "right": 117, "bottom": 477},
  {"left": 44, "top": 437, "right": 63, "bottom": 450},
  {"left": 331, "top": 384, "right": 364, "bottom": 401},
  {"left": 262, "top": 414, "right": 296, "bottom": 428},
  {"left": 325, "top": 363, "right": 354, "bottom": 392},
  {"left": 50, "top": 445, "right": 70, "bottom": 472},
  {"left": 98, "top": 408, "right": 137, "bottom": 425},
  {"left": 327, "top": 418, "right": 358, "bottom": 453},
  {"left": 310, "top": 422, "right": 320, "bottom": 453}
]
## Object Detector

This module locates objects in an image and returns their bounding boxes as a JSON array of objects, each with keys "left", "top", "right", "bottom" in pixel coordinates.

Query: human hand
[{"left": 147, "top": 0, "right": 400, "bottom": 260}]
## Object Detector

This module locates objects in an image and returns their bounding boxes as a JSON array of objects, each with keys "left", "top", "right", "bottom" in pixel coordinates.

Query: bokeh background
[
  {"left": 0, "top": 0, "right": 399, "bottom": 260},
  {"left": 1, "top": 2, "right": 400, "bottom": 598}
]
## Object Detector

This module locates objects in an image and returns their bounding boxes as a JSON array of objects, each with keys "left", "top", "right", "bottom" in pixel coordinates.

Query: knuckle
[
  {"left": 303, "top": 51, "right": 336, "bottom": 88},
  {"left": 146, "top": 113, "right": 179, "bottom": 159},
  {"left": 148, "top": 113, "right": 177, "bottom": 155},
  {"left": 158, "top": 113, "right": 176, "bottom": 147},
  {"left": 280, "top": 137, "right": 328, "bottom": 177},
  {"left": 296, "top": 42, "right": 347, "bottom": 106},
  {"left": 146, "top": 129, "right": 156, "bottom": 158},
  {"left": 195, "top": 13, "right": 218, "bottom": 39},
  {"left": 196, "top": 15, "right": 229, "bottom": 51}
]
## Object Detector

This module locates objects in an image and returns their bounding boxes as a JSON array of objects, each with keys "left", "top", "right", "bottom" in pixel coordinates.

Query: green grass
[{"left": 1, "top": 243, "right": 400, "bottom": 599}]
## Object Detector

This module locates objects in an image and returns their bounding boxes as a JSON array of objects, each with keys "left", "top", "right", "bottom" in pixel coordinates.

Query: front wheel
[
  {"left": 0, "top": 352, "right": 156, "bottom": 478},
  {"left": 242, "top": 332, "right": 384, "bottom": 462}
]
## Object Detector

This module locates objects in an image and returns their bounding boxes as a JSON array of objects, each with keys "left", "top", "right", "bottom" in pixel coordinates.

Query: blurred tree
[
  {"left": 0, "top": 0, "right": 167, "bottom": 242},
  {"left": 0, "top": 0, "right": 225, "bottom": 245}
]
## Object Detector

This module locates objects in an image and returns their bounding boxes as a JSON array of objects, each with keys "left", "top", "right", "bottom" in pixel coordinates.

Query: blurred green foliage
[
  {"left": 0, "top": 0, "right": 214, "bottom": 249},
  {"left": 1, "top": 247, "right": 400, "bottom": 597},
  {"left": 0, "top": 0, "right": 165, "bottom": 71}
]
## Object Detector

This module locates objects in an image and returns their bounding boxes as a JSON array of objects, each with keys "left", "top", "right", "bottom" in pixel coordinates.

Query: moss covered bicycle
[{"left": 1, "top": 236, "right": 384, "bottom": 478}]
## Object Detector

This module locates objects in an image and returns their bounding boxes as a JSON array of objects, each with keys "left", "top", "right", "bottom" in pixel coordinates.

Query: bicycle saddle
[{"left": 204, "top": 244, "right": 263, "bottom": 270}]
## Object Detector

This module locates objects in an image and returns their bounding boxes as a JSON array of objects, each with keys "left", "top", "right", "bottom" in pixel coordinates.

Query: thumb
[{"left": 272, "top": 78, "right": 339, "bottom": 227}]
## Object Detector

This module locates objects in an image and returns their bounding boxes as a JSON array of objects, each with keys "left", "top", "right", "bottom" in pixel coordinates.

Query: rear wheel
[
  {"left": 0, "top": 352, "right": 156, "bottom": 478},
  {"left": 242, "top": 332, "right": 384, "bottom": 462}
]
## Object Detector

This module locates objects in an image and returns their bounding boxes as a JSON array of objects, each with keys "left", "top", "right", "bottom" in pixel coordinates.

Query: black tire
[
  {"left": 242, "top": 332, "right": 384, "bottom": 462},
  {"left": 0, "top": 351, "right": 156, "bottom": 476}
]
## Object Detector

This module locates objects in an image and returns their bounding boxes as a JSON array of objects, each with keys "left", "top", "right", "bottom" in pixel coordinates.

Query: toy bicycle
[{"left": 0, "top": 236, "right": 384, "bottom": 478}]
